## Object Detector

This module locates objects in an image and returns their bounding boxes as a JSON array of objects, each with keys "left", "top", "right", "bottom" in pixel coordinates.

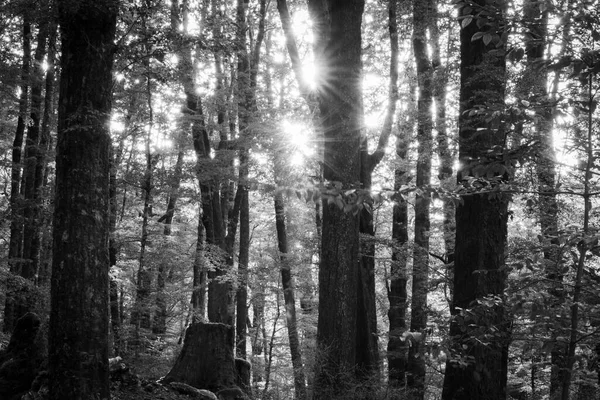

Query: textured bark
[
  {"left": 5, "top": 16, "right": 31, "bottom": 334},
  {"left": 441, "top": 2, "right": 509, "bottom": 400},
  {"left": 274, "top": 189, "right": 308, "bottom": 399},
  {"left": 307, "top": 1, "right": 364, "bottom": 397},
  {"left": 162, "top": 322, "right": 236, "bottom": 392},
  {"left": 49, "top": 1, "right": 117, "bottom": 398},
  {"left": 387, "top": 49, "right": 415, "bottom": 389},
  {"left": 407, "top": 0, "right": 434, "bottom": 397}
]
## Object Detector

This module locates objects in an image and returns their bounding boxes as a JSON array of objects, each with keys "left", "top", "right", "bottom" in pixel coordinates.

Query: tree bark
[
  {"left": 162, "top": 322, "right": 236, "bottom": 392},
  {"left": 441, "top": 1, "right": 510, "bottom": 399},
  {"left": 307, "top": 1, "right": 364, "bottom": 398},
  {"left": 49, "top": 1, "right": 117, "bottom": 398},
  {"left": 407, "top": 0, "right": 434, "bottom": 396}
]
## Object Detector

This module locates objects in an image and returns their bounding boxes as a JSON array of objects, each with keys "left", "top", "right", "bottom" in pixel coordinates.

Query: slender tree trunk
[
  {"left": 5, "top": 16, "right": 31, "bottom": 333},
  {"left": 236, "top": 169, "right": 249, "bottom": 357},
  {"left": 109, "top": 142, "right": 122, "bottom": 354},
  {"left": 274, "top": 189, "right": 308, "bottom": 400},
  {"left": 132, "top": 62, "right": 158, "bottom": 331},
  {"left": 35, "top": 21, "right": 57, "bottom": 288},
  {"left": 430, "top": 2, "right": 454, "bottom": 292},
  {"left": 21, "top": 18, "right": 49, "bottom": 286},
  {"left": 355, "top": 0, "right": 401, "bottom": 384},
  {"left": 407, "top": 0, "right": 434, "bottom": 396},
  {"left": 521, "top": 2, "right": 565, "bottom": 397},
  {"left": 307, "top": 1, "right": 364, "bottom": 397},
  {"left": 251, "top": 291, "right": 266, "bottom": 383},
  {"left": 561, "top": 72, "right": 595, "bottom": 400},
  {"left": 387, "top": 50, "right": 415, "bottom": 389},
  {"left": 441, "top": 2, "right": 510, "bottom": 399},
  {"left": 49, "top": 0, "right": 117, "bottom": 397},
  {"left": 154, "top": 138, "right": 185, "bottom": 335}
]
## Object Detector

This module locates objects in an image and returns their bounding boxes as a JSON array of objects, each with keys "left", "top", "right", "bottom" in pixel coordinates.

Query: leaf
[
  {"left": 472, "top": 31, "right": 485, "bottom": 42},
  {"left": 483, "top": 33, "right": 493, "bottom": 46},
  {"left": 461, "top": 16, "right": 473, "bottom": 28}
]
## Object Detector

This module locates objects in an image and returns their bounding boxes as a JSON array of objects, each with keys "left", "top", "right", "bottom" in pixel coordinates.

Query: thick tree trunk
[
  {"left": 5, "top": 16, "right": 31, "bottom": 334},
  {"left": 441, "top": 2, "right": 510, "bottom": 399},
  {"left": 49, "top": 1, "right": 117, "bottom": 398},
  {"left": 407, "top": 0, "right": 434, "bottom": 397},
  {"left": 307, "top": 1, "right": 364, "bottom": 398},
  {"left": 162, "top": 322, "right": 236, "bottom": 392}
]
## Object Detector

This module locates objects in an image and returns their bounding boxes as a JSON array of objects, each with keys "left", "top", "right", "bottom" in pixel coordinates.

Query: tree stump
[
  {"left": 162, "top": 322, "right": 235, "bottom": 392},
  {"left": 0, "top": 312, "right": 43, "bottom": 400}
]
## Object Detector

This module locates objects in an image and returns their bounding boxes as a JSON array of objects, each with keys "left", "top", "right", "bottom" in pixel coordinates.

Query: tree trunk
[
  {"left": 21, "top": 18, "right": 49, "bottom": 289},
  {"left": 236, "top": 173, "right": 249, "bottom": 357},
  {"left": 407, "top": 0, "right": 434, "bottom": 397},
  {"left": 132, "top": 71, "right": 158, "bottom": 332},
  {"left": 274, "top": 188, "right": 308, "bottom": 399},
  {"left": 307, "top": 1, "right": 364, "bottom": 397},
  {"left": 430, "top": 1, "right": 454, "bottom": 293},
  {"left": 251, "top": 292, "right": 266, "bottom": 383},
  {"left": 441, "top": 2, "right": 510, "bottom": 399},
  {"left": 35, "top": 21, "right": 57, "bottom": 288},
  {"left": 48, "top": 1, "right": 117, "bottom": 398},
  {"left": 521, "top": 2, "right": 565, "bottom": 397},
  {"left": 154, "top": 136, "right": 185, "bottom": 335},
  {"left": 162, "top": 322, "right": 236, "bottom": 392},
  {"left": 5, "top": 16, "right": 31, "bottom": 334},
  {"left": 387, "top": 48, "right": 415, "bottom": 389}
]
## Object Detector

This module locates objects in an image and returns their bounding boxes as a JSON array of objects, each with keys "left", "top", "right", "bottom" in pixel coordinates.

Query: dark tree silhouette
[{"left": 48, "top": 0, "right": 118, "bottom": 398}]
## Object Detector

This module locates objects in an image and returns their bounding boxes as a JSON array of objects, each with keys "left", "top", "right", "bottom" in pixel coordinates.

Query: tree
[
  {"left": 48, "top": 0, "right": 118, "bottom": 398},
  {"left": 307, "top": 1, "right": 365, "bottom": 397},
  {"left": 407, "top": 0, "right": 434, "bottom": 396},
  {"left": 5, "top": 7, "right": 32, "bottom": 333},
  {"left": 441, "top": 1, "right": 510, "bottom": 399}
]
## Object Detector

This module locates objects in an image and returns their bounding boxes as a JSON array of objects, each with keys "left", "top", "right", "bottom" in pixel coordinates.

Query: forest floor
[
  {"left": 110, "top": 354, "right": 205, "bottom": 400},
  {"left": 112, "top": 383, "right": 195, "bottom": 400}
]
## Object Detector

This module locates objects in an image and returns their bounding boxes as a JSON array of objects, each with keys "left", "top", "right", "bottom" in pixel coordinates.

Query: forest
[{"left": 0, "top": 0, "right": 599, "bottom": 399}]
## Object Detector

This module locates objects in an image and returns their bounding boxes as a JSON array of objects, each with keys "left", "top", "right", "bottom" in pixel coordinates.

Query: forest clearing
[{"left": 0, "top": 0, "right": 599, "bottom": 399}]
